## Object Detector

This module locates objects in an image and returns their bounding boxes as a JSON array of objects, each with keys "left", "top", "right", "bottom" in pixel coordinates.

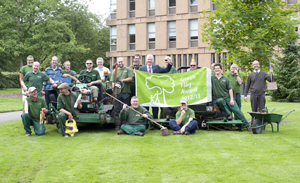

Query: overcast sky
[{"left": 88, "top": 0, "right": 110, "bottom": 16}]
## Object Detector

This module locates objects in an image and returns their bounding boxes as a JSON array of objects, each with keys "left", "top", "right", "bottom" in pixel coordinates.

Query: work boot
[
  {"left": 117, "top": 130, "right": 126, "bottom": 135},
  {"left": 227, "top": 114, "right": 233, "bottom": 120},
  {"left": 173, "top": 131, "right": 182, "bottom": 135},
  {"left": 25, "top": 133, "right": 31, "bottom": 137},
  {"left": 136, "top": 132, "right": 144, "bottom": 136}
]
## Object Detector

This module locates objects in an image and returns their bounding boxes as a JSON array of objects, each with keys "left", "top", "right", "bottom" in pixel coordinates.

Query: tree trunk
[{"left": 17, "top": 0, "right": 23, "bottom": 68}]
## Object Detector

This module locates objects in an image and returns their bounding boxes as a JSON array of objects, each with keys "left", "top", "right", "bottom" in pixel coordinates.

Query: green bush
[{"left": 0, "top": 72, "right": 20, "bottom": 89}]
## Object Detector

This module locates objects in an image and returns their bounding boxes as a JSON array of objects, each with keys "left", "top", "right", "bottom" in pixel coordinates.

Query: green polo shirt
[
  {"left": 161, "top": 66, "right": 177, "bottom": 73},
  {"left": 211, "top": 74, "right": 232, "bottom": 99},
  {"left": 57, "top": 94, "right": 72, "bottom": 113},
  {"left": 20, "top": 65, "right": 34, "bottom": 85},
  {"left": 110, "top": 67, "right": 134, "bottom": 94},
  {"left": 79, "top": 70, "right": 101, "bottom": 86},
  {"left": 119, "top": 105, "right": 153, "bottom": 125},
  {"left": 22, "top": 71, "right": 50, "bottom": 97},
  {"left": 175, "top": 108, "right": 195, "bottom": 125},
  {"left": 63, "top": 70, "right": 77, "bottom": 86},
  {"left": 226, "top": 73, "right": 243, "bottom": 94},
  {"left": 26, "top": 97, "right": 47, "bottom": 122}
]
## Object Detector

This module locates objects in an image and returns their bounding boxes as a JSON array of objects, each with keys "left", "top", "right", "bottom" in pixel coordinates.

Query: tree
[
  {"left": 0, "top": 0, "right": 88, "bottom": 70},
  {"left": 269, "top": 43, "right": 300, "bottom": 102},
  {"left": 201, "top": 0, "right": 300, "bottom": 71},
  {"left": 56, "top": 0, "right": 110, "bottom": 72}
]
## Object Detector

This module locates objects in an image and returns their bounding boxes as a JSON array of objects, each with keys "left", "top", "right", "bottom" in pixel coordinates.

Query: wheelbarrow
[{"left": 248, "top": 109, "right": 295, "bottom": 134}]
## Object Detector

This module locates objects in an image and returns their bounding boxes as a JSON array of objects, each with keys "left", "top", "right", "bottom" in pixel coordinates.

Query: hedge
[{"left": 0, "top": 72, "right": 20, "bottom": 89}]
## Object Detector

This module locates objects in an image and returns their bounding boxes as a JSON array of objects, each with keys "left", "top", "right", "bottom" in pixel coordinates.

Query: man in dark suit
[{"left": 139, "top": 54, "right": 173, "bottom": 118}]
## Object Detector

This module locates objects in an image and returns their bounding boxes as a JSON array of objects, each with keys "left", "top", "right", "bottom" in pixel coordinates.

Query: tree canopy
[
  {"left": 201, "top": 0, "right": 300, "bottom": 71},
  {"left": 0, "top": 0, "right": 110, "bottom": 72}
]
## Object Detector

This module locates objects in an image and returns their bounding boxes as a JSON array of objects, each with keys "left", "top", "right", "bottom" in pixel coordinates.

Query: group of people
[{"left": 19, "top": 54, "right": 273, "bottom": 137}]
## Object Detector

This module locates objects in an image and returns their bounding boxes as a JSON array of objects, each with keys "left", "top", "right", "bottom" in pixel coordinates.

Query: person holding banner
[
  {"left": 187, "top": 59, "right": 197, "bottom": 72},
  {"left": 118, "top": 96, "right": 153, "bottom": 136},
  {"left": 212, "top": 64, "right": 249, "bottom": 129},
  {"left": 161, "top": 56, "right": 177, "bottom": 73},
  {"left": 62, "top": 61, "right": 78, "bottom": 87},
  {"left": 21, "top": 62, "right": 57, "bottom": 97},
  {"left": 139, "top": 54, "right": 173, "bottom": 118},
  {"left": 56, "top": 83, "right": 82, "bottom": 138},
  {"left": 44, "top": 56, "right": 63, "bottom": 107},
  {"left": 21, "top": 87, "right": 48, "bottom": 136},
  {"left": 169, "top": 98, "right": 198, "bottom": 135}
]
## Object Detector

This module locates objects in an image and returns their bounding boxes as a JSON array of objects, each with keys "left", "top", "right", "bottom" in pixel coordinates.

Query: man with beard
[
  {"left": 110, "top": 57, "right": 134, "bottom": 130},
  {"left": 21, "top": 62, "right": 57, "bottom": 97},
  {"left": 79, "top": 60, "right": 102, "bottom": 101},
  {"left": 117, "top": 96, "right": 153, "bottom": 136}
]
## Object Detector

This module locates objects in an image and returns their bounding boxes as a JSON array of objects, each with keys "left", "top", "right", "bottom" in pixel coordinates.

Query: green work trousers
[
  {"left": 215, "top": 97, "right": 249, "bottom": 127},
  {"left": 88, "top": 86, "right": 99, "bottom": 99},
  {"left": 21, "top": 113, "right": 45, "bottom": 135},
  {"left": 121, "top": 124, "right": 146, "bottom": 135},
  {"left": 57, "top": 112, "right": 69, "bottom": 136}
]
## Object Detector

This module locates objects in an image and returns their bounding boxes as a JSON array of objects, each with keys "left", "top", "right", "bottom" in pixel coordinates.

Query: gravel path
[{"left": 0, "top": 93, "right": 22, "bottom": 98}]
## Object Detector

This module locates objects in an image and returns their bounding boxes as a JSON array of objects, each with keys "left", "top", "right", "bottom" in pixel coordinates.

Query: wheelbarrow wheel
[{"left": 252, "top": 119, "right": 263, "bottom": 134}]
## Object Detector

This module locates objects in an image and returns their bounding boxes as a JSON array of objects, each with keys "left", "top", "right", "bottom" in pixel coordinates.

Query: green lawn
[
  {"left": 0, "top": 88, "right": 21, "bottom": 93},
  {"left": 0, "top": 98, "right": 23, "bottom": 112},
  {"left": 0, "top": 98, "right": 299, "bottom": 182}
]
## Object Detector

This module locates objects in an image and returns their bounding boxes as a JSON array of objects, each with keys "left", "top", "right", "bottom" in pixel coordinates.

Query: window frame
[
  {"left": 148, "top": 23, "right": 155, "bottom": 50},
  {"left": 129, "top": 0, "right": 135, "bottom": 18},
  {"left": 128, "top": 24, "right": 136, "bottom": 51},
  {"left": 189, "top": 19, "right": 198, "bottom": 48},
  {"left": 168, "top": 21, "right": 176, "bottom": 49},
  {"left": 110, "top": 26, "right": 117, "bottom": 52}
]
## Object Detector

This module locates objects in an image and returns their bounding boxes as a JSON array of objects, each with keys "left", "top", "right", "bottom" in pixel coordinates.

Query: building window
[
  {"left": 223, "top": 53, "right": 227, "bottom": 70},
  {"left": 287, "top": 0, "right": 297, "bottom": 4},
  {"left": 142, "top": 56, "right": 145, "bottom": 65},
  {"left": 114, "top": 57, "right": 117, "bottom": 64},
  {"left": 153, "top": 55, "right": 156, "bottom": 64},
  {"left": 189, "top": 54, "right": 193, "bottom": 64},
  {"left": 110, "top": 0, "right": 117, "bottom": 20},
  {"left": 173, "top": 55, "right": 176, "bottom": 68},
  {"left": 148, "top": 23, "right": 155, "bottom": 50},
  {"left": 127, "top": 56, "right": 131, "bottom": 66},
  {"left": 217, "top": 53, "right": 221, "bottom": 63},
  {"left": 148, "top": 0, "right": 155, "bottom": 16},
  {"left": 183, "top": 54, "right": 187, "bottom": 66},
  {"left": 168, "top": 0, "right": 176, "bottom": 15},
  {"left": 129, "top": 25, "right": 135, "bottom": 50},
  {"left": 168, "top": 21, "right": 176, "bottom": 48},
  {"left": 194, "top": 54, "right": 198, "bottom": 65},
  {"left": 190, "top": 0, "right": 197, "bottom": 13},
  {"left": 129, "top": 0, "right": 135, "bottom": 18},
  {"left": 190, "top": 19, "right": 198, "bottom": 48},
  {"left": 212, "top": 3, "right": 218, "bottom": 11},
  {"left": 178, "top": 54, "right": 181, "bottom": 67},
  {"left": 211, "top": 53, "right": 215, "bottom": 64},
  {"left": 110, "top": 26, "right": 117, "bottom": 52}
]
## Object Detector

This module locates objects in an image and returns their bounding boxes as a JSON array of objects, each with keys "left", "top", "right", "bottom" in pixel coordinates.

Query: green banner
[{"left": 136, "top": 68, "right": 212, "bottom": 107}]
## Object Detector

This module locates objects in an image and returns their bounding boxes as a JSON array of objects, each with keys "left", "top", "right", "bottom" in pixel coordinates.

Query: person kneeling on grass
[
  {"left": 169, "top": 98, "right": 198, "bottom": 135},
  {"left": 118, "top": 96, "right": 153, "bottom": 136},
  {"left": 57, "top": 83, "right": 82, "bottom": 138},
  {"left": 21, "top": 87, "right": 48, "bottom": 137}
]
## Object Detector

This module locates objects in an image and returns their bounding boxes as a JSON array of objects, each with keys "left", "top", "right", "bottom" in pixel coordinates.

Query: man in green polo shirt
[
  {"left": 62, "top": 61, "right": 78, "bottom": 87},
  {"left": 21, "top": 62, "right": 57, "bottom": 97},
  {"left": 169, "top": 98, "right": 199, "bottom": 135},
  {"left": 79, "top": 60, "right": 102, "bottom": 101},
  {"left": 57, "top": 83, "right": 82, "bottom": 138},
  {"left": 212, "top": 63, "right": 249, "bottom": 128},
  {"left": 21, "top": 87, "right": 48, "bottom": 136},
  {"left": 110, "top": 57, "right": 134, "bottom": 130},
  {"left": 118, "top": 96, "right": 152, "bottom": 136},
  {"left": 19, "top": 55, "right": 34, "bottom": 101},
  {"left": 226, "top": 64, "right": 243, "bottom": 120}
]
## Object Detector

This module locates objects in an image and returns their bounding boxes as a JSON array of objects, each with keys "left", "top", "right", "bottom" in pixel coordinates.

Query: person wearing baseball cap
[
  {"left": 21, "top": 87, "right": 48, "bottom": 136},
  {"left": 56, "top": 83, "right": 82, "bottom": 138},
  {"left": 168, "top": 98, "right": 199, "bottom": 135}
]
